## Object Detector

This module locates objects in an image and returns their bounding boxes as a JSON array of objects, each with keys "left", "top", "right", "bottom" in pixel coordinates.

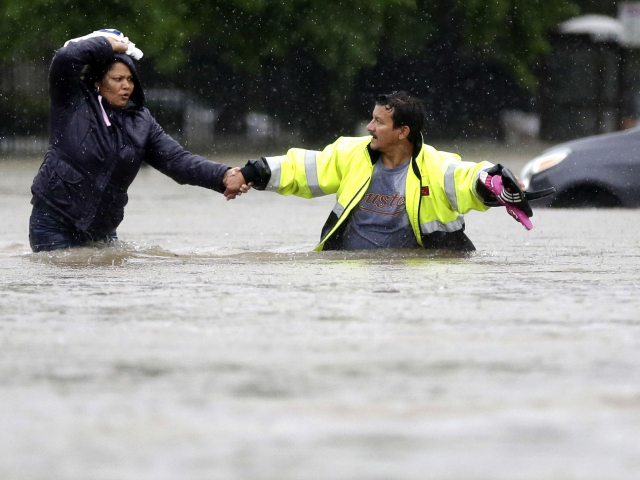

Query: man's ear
[{"left": 398, "top": 125, "right": 410, "bottom": 141}]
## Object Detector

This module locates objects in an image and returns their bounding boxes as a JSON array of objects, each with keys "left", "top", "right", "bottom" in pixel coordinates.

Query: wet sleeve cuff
[
  {"left": 240, "top": 162, "right": 259, "bottom": 185},
  {"left": 240, "top": 158, "right": 271, "bottom": 190}
]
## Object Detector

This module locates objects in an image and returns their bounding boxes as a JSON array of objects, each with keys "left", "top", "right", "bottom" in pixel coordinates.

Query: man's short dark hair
[{"left": 375, "top": 91, "right": 426, "bottom": 144}]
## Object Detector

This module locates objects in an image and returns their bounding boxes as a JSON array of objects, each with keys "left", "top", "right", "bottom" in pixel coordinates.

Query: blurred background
[{"left": 1, "top": 0, "right": 639, "bottom": 156}]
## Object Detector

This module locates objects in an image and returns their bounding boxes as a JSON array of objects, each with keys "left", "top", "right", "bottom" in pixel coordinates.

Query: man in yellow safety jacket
[{"left": 226, "top": 91, "right": 537, "bottom": 251}]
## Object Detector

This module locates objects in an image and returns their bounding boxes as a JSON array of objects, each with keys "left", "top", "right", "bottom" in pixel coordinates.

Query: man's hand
[
  {"left": 479, "top": 164, "right": 533, "bottom": 229},
  {"left": 477, "top": 164, "right": 556, "bottom": 230},
  {"left": 223, "top": 168, "right": 253, "bottom": 200}
]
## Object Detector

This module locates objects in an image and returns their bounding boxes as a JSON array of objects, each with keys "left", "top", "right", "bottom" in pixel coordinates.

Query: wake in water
[
  {"left": 26, "top": 240, "right": 180, "bottom": 267},
  {"left": 24, "top": 244, "right": 472, "bottom": 267}
]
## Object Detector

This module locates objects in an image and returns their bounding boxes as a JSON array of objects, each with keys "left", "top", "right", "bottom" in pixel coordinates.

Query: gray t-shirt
[{"left": 339, "top": 160, "right": 418, "bottom": 250}]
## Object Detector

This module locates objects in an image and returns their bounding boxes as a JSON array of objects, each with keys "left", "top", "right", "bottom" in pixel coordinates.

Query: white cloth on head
[{"left": 64, "top": 29, "right": 143, "bottom": 60}]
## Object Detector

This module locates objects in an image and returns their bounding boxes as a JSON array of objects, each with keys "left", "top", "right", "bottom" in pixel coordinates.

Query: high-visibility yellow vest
[{"left": 262, "top": 136, "right": 492, "bottom": 251}]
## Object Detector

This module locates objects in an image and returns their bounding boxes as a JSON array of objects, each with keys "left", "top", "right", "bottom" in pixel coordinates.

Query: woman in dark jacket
[{"left": 29, "top": 32, "right": 244, "bottom": 252}]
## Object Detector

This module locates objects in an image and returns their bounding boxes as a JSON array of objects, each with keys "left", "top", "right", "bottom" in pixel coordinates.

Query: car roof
[{"left": 544, "top": 127, "right": 640, "bottom": 153}]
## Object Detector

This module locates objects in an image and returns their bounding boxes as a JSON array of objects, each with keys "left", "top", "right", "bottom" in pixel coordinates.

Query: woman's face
[{"left": 95, "top": 62, "right": 134, "bottom": 108}]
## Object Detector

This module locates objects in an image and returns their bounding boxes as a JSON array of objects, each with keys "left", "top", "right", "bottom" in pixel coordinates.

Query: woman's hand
[
  {"left": 223, "top": 168, "right": 253, "bottom": 200},
  {"left": 106, "top": 37, "right": 128, "bottom": 54}
]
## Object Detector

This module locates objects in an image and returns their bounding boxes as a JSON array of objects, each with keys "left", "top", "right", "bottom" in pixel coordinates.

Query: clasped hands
[{"left": 223, "top": 168, "right": 253, "bottom": 200}]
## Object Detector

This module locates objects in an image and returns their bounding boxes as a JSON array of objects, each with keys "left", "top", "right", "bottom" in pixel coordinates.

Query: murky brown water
[{"left": 2, "top": 145, "right": 640, "bottom": 479}]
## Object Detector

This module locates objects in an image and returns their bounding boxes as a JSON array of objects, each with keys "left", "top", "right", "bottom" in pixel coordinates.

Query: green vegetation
[
  {"left": 0, "top": 0, "right": 614, "bottom": 139},
  {"left": 0, "top": 0, "right": 584, "bottom": 84}
]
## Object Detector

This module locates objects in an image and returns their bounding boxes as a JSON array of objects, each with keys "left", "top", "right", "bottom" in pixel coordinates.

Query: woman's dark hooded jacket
[{"left": 31, "top": 36, "right": 229, "bottom": 235}]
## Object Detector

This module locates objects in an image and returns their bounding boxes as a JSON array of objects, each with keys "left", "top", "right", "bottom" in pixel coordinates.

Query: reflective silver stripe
[
  {"left": 265, "top": 156, "right": 281, "bottom": 191},
  {"left": 420, "top": 217, "right": 465, "bottom": 234},
  {"left": 332, "top": 202, "right": 345, "bottom": 218},
  {"left": 304, "top": 150, "right": 325, "bottom": 197},
  {"left": 444, "top": 163, "right": 458, "bottom": 211}
]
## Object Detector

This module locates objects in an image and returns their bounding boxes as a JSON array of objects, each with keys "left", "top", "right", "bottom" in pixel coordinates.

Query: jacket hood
[{"left": 82, "top": 53, "right": 146, "bottom": 109}]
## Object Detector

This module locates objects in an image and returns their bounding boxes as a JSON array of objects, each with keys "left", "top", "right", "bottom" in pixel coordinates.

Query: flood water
[{"left": 2, "top": 145, "right": 640, "bottom": 479}]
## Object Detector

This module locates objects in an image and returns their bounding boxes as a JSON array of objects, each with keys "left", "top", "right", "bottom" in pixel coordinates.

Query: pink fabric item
[
  {"left": 98, "top": 95, "right": 111, "bottom": 127},
  {"left": 484, "top": 174, "right": 533, "bottom": 230}
]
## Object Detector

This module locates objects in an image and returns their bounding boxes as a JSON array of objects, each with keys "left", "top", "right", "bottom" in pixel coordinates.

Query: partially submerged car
[{"left": 521, "top": 127, "right": 640, "bottom": 207}]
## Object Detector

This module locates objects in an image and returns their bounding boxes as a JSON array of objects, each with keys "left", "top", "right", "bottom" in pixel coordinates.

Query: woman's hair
[
  {"left": 83, "top": 58, "right": 127, "bottom": 85},
  {"left": 375, "top": 91, "right": 426, "bottom": 144}
]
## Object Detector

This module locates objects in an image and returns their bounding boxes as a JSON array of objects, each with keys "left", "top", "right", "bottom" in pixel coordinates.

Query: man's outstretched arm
[{"left": 236, "top": 138, "right": 354, "bottom": 199}]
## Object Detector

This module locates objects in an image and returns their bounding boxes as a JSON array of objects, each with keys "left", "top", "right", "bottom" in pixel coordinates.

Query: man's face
[{"left": 367, "top": 104, "right": 402, "bottom": 152}]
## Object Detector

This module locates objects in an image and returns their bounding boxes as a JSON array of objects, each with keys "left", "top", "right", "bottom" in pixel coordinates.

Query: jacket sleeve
[
  {"left": 245, "top": 138, "right": 347, "bottom": 198},
  {"left": 144, "top": 114, "right": 230, "bottom": 193},
  {"left": 437, "top": 151, "right": 492, "bottom": 214},
  {"left": 49, "top": 37, "right": 114, "bottom": 108}
]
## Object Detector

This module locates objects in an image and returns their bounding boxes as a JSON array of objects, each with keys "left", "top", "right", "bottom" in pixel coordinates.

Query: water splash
[
  {"left": 22, "top": 241, "right": 473, "bottom": 267},
  {"left": 26, "top": 240, "right": 179, "bottom": 267}
]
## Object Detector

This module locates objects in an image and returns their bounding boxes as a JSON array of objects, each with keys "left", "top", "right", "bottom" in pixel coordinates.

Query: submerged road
[{"left": 1, "top": 143, "right": 640, "bottom": 479}]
